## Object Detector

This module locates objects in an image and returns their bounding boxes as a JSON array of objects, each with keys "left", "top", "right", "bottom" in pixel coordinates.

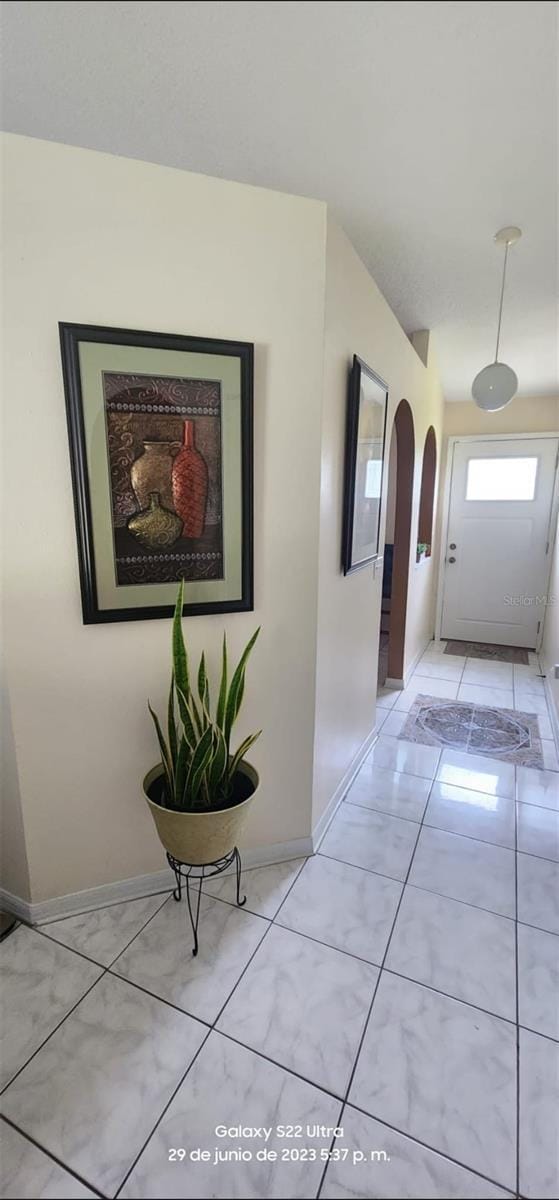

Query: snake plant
[{"left": 148, "top": 581, "right": 261, "bottom": 811}]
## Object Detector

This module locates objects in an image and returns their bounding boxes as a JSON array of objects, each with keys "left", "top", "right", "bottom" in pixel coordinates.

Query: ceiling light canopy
[{"left": 472, "top": 226, "right": 521, "bottom": 412}]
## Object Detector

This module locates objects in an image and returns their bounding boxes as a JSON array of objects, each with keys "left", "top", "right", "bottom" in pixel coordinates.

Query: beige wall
[
  {"left": 542, "top": 516, "right": 559, "bottom": 727},
  {"left": 3, "top": 135, "right": 447, "bottom": 905},
  {"left": 443, "top": 396, "right": 558, "bottom": 439},
  {"left": 311, "top": 219, "right": 444, "bottom": 826},
  {"left": 2, "top": 133, "right": 327, "bottom": 903},
  {"left": 385, "top": 427, "right": 398, "bottom": 543},
  {"left": 1, "top": 679, "right": 31, "bottom": 902}
]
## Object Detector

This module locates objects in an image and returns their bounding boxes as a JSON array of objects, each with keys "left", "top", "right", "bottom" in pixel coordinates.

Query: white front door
[{"left": 440, "top": 436, "right": 558, "bottom": 648}]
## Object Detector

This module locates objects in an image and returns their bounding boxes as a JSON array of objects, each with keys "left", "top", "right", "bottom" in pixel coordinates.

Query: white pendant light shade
[
  {"left": 471, "top": 361, "right": 518, "bottom": 411},
  {"left": 472, "top": 227, "right": 521, "bottom": 411}
]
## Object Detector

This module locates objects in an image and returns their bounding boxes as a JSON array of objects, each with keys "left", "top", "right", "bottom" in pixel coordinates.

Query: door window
[{"left": 465, "top": 456, "right": 538, "bottom": 501}]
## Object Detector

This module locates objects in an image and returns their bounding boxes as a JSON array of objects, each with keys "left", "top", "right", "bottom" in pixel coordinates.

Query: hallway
[{"left": 2, "top": 641, "right": 557, "bottom": 1199}]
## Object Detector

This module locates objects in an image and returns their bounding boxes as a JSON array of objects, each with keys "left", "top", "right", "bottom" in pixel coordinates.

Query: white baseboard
[
  {"left": 403, "top": 639, "right": 432, "bottom": 687},
  {"left": 0, "top": 837, "right": 314, "bottom": 927},
  {"left": 385, "top": 637, "right": 433, "bottom": 692},
  {"left": 311, "top": 725, "right": 378, "bottom": 852},
  {"left": 544, "top": 672, "right": 559, "bottom": 748}
]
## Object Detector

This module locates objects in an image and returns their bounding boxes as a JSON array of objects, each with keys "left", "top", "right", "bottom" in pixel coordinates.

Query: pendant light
[{"left": 472, "top": 226, "right": 521, "bottom": 411}]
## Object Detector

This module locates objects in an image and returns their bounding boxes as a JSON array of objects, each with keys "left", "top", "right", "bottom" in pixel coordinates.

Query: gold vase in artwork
[
  {"left": 130, "top": 441, "right": 180, "bottom": 512},
  {"left": 127, "top": 492, "right": 183, "bottom": 550},
  {"left": 171, "top": 420, "right": 208, "bottom": 539}
]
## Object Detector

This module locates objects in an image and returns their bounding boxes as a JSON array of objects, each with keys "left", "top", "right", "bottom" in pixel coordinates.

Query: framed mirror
[{"left": 342, "top": 355, "right": 388, "bottom": 574}]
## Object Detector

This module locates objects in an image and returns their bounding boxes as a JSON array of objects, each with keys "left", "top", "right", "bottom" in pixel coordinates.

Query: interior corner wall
[
  {"left": 2, "top": 133, "right": 327, "bottom": 904},
  {"left": 311, "top": 218, "right": 444, "bottom": 829},
  {"left": 1, "top": 677, "right": 31, "bottom": 903},
  {"left": 541, "top": 518, "right": 559, "bottom": 729}
]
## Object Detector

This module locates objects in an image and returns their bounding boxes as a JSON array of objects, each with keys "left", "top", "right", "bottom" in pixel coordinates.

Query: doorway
[
  {"left": 379, "top": 399, "right": 415, "bottom": 687},
  {"left": 439, "top": 435, "right": 558, "bottom": 648}
]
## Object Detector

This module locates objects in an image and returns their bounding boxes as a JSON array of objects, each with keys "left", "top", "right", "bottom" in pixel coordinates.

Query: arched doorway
[
  {"left": 379, "top": 399, "right": 415, "bottom": 686},
  {"left": 417, "top": 426, "right": 437, "bottom": 559}
]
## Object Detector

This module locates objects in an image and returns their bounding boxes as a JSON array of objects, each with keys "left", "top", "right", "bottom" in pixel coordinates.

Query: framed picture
[
  {"left": 60, "top": 322, "right": 253, "bottom": 623},
  {"left": 342, "top": 354, "right": 388, "bottom": 574}
]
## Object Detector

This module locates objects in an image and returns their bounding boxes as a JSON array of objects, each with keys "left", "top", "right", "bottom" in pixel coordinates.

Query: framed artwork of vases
[
  {"left": 342, "top": 355, "right": 388, "bottom": 574},
  {"left": 60, "top": 322, "right": 253, "bottom": 623}
]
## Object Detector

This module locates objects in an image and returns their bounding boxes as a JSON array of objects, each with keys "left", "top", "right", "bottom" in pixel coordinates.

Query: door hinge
[
  {"left": 537, "top": 620, "right": 541, "bottom": 634},
  {"left": 546, "top": 539, "right": 550, "bottom": 554}
]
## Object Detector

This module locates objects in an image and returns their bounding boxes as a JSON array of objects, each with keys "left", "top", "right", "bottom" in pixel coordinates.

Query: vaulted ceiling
[{"left": 2, "top": 1, "right": 557, "bottom": 399}]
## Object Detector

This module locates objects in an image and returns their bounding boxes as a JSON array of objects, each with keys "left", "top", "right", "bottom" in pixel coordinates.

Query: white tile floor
[{"left": 1, "top": 641, "right": 558, "bottom": 1199}]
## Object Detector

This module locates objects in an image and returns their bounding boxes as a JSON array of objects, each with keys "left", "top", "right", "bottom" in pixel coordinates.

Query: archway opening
[
  {"left": 379, "top": 399, "right": 415, "bottom": 686},
  {"left": 417, "top": 426, "right": 437, "bottom": 561}
]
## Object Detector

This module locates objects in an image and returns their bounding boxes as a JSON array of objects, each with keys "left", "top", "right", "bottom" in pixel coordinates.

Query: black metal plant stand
[{"left": 166, "top": 847, "right": 245, "bottom": 956}]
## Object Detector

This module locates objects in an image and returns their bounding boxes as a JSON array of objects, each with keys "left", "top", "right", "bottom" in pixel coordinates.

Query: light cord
[{"left": 494, "top": 241, "right": 509, "bottom": 362}]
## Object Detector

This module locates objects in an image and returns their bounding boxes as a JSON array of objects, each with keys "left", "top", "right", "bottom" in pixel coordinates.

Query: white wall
[
  {"left": 311, "top": 219, "right": 444, "bottom": 827},
  {"left": 2, "top": 133, "right": 327, "bottom": 903}
]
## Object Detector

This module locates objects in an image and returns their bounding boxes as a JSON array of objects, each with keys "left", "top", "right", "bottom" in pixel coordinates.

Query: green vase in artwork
[{"left": 127, "top": 492, "right": 183, "bottom": 550}]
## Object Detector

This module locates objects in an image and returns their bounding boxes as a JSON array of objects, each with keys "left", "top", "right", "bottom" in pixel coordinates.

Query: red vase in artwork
[{"left": 171, "top": 420, "right": 208, "bottom": 539}]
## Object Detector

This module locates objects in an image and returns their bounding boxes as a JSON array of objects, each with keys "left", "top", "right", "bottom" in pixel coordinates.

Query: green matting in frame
[{"left": 60, "top": 323, "right": 253, "bottom": 623}]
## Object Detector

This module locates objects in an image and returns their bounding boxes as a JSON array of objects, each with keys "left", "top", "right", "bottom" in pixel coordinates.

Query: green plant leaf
[
  {"left": 197, "top": 650, "right": 211, "bottom": 710},
  {"left": 172, "top": 580, "right": 189, "bottom": 701},
  {"left": 174, "top": 735, "right": 190, "bottom": 808},
  {"left": 188, "top": 687, "right": 204, "bottom": 738},
  {"left": 176, "top": 686, "right": 197, "bottom": 748},
  {"left": 228, "top": 730, "right": 261, "bottom": 784},
  {"left": 224, "top": 628, "right": 260, "bottom": 748},
  {"left": 185, "top": 725, "right": 214, "bottom": 805},
  {"left": 216, "top": 633, "right": 228, "bottom": 731},
  {"left": 208, "top": 725, "right": 228, "bottom": 792},
  {"left": 167, "top": 676, "right": 178, "bottom": 769},
  {"left": 148, "top": 701, "right": 173, "bottom": 800}
]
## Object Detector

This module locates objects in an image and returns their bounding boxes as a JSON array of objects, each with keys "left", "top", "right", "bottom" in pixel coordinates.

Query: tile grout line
[
  {"left": 316, "top": 755, "right": 442, "bottom": 1198},
  {"left": 0, "top": 1113, "right": 107, "bottom": 1200},
  {"left": 514, "top": 759, "right": 521, "bottom": 1200},
  {"left": 113, "top": 1025, "right": 213, "bottom": 1199},
  {"left": 31, "top": 889, "right": 173, "bottom": 973},
  {"left": 344, "top": 796, "right": 427, "bottom": 826},
  {"left": 8, "top": 818, "right": 554, "bottom": 1114},
  {"left": 336, "top": 1101, "right": 521, "bottom": 1198},
  {"left": 315, "top": 848, "right": 548, "bottom": 926},
  {"left": 5, "top": 657, "right": 555, "bottom": 1197},
  {"left": 0, "top": 968, "right": 108, "bottom": 1099},
  {"left": 113, "top": 854, "right": 310, "bottom": 1196},
  {"left": 4, "top": 842, "right": 553, "bottom": 1192},
  {"left": 0, "top": 890, "right": 197, "bottom": 1191},
  {"left": 111, "top": 885, "right": 559, "bottom": 1042}
]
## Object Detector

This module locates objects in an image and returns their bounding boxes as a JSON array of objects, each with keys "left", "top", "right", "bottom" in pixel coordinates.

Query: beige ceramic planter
[{"left": 143, "top": 761, "right": 258, "bottom": 866}]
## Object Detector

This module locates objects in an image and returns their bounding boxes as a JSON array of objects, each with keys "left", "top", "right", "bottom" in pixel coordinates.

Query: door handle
[{"left": 448, "top": 556, "right": 456, "bottom": 563}]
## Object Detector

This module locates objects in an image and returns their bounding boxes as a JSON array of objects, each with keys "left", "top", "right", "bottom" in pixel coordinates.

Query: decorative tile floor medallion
[
  {"left": 399, "top": 694, "right": 543, "bottom": 767},
  {"left": 444, "top": 640, "right": 530, "bottom": 665}
]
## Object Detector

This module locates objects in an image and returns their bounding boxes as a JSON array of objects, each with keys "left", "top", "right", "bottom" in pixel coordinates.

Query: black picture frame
[
  {"left": 60, "top": 322, "right": 254, "bottom": 624},
  {"left": 341, "top": 354, "right": 389, "bottom": 575}
]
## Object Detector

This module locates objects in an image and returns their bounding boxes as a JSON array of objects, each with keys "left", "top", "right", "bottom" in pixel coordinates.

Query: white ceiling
[{"left": 2, "top": 1, "right": 557, "bottom": 400}]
